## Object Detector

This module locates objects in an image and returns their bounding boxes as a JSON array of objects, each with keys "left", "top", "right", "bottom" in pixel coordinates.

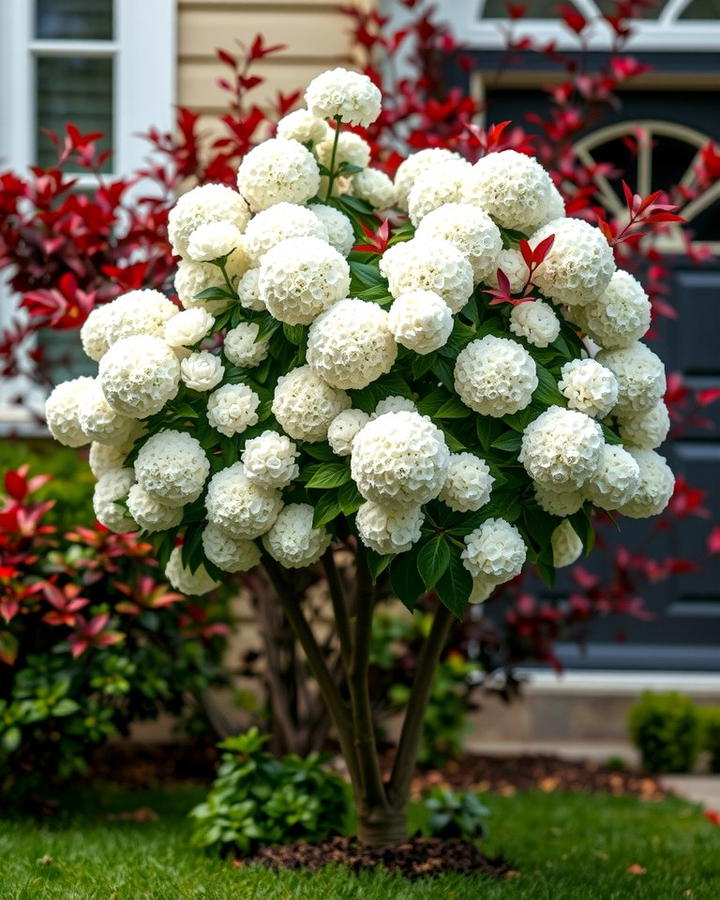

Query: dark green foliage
[
  {"left": 419, "top": 787, "right": 489, "bottom": 840},
  {"left": 699, "top": 707, "right": 720, "bottom": 773},
  {"left": 189, "top": 728, "right": 349, "bottom": 854},
  {"left": 628, "top": 692, "right": 702, "bottom": 773}
]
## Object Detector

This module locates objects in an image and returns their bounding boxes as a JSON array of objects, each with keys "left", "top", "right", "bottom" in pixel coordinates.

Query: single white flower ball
[
  {"left": 89, "top": 438, "right": 136, "bottom": 479},
  {"left": 259, "top": 236, "right": 350, "bottom": 325},
  {"left": 168, "top": 183, "right": 250, "bottom": 257},
  {"left": 327, "top": 409, "right": 370, "bottom": 456},
  {"left": 461, "top": 150, "right": 556, "bottom": 232},
  {"left": 387, "top": 290, "right": 453, "bottom": 355},
  {"left": 134, "top": 430, "right": 210, "bottom": 507},
  {"left": 596, "top": 342, "right": 666, "bottom": 417},
  {"left": 534, "top": 483, "right": 584, "bottom": 517},
  {"left": 263, "top": 503, "right": 331, "bottom": 568},
  {"left": 306, "top": 298, "right": 397, "bottom": 390},
  {"left": 45, "top": 376, "right": 96, "bottom": 447},
  {"left": 351, "top": 410, "right": 450, "bottom": 506},
  {"left": 207, "top": 383, "right": 260, "bottom": 437},
  {"left": 462, "top": 517, "right": 526, "bottom": 581},
  {"left": 371, "top": 396, "right": 417, "bottom": 419},
  {"left": 315, "top": 130, "right": 372, "bottom": 170},
  {"left": 529, "top": 217, "right": 615, "bottom": 307},
  {"left": 380, "top": 237, "right": 473, "bottom": 313},
  {"left": 617, "top": 449, "right": 675, "bottom": 519},
  {"left": 558, "top": 358, "right": 619, "bottom": 419},
  {"left": 164, "top": 308, "right": 215, "bottom": 348},
  {"left": 175, "top": 248, "right": 249, "bottom": 314},
  {"left": 352, "top": 168, "right": 396, "bottom": 210},
  {"left": 241, "top": 430, "right": 299, "bottom": 489},
  {"left": 99, "top": 335, "right": 180, "bottom": 419},
  {"left": 165, "top": 546, "right": 219, "bottom": 596},
  {"left": 180, "top": 351, "right": 224, "bottom": 392},
  {"left": 454, "top": 335, "right": 538, "bottom": 417},
  {"left": 569, "top": 269, "right": 651, "bottom": 350},
  {"left": 224, "top": 322, "right": 269, "bottom": 369},
  {"left": 305, "top": 67, "right": 381, "bottom": 127},
  {"left": 236, "top": 138, "right": 320, "bottom": 212},
  {"left": 93, "top": 467, "right": 136, "bottom": 533},
  {"left": 439, "top": 453, "right": 495, "bottom": 513},
  {"left": 407, "top": 159, "right": 472, "bottom": 225},
  {"left": 551, "top": 520, "right": 583, "bottom": 568},
  {"left": 276, "top": 108, "right": 331, "bottom": 144},
  {"left": 509, "top": 301, "right": 561, "bottom": 349},
  {"left": 242, "top": 202, "right": 328, "bottom": 265},
  {"left": 394, "top": 148, "right": 461, "bottom": 211},
  {"left": 416, "top": 202, "right": 503, "bottom": 284},
  {"left": 582, "top": 444, "right": 641, "bottom": 510},
  {"left": 309, "top": 204, "right": 355, "bottom": 256},
  {"left": 78, "top": 380, "right": 136, "bottom": 446},
  {"left": 237, "top": 268, "right": 264, "bottom": 311},
  {"left": 205, "top": 462, "right": 283, "bottom": 539},
  {"left": 272, "top": 365, "right": 350, "bottom": 442},
  {"left": 81, "top": 290, "right": 179, "bottom": 361},
  {"left": 356, "top": 500, "right": 424, "bottom": 555},
  {"left": 126, "top": 484, "right": 183, "bottom": 533},
  {"left": 488, "top": 248, "right": 528, "bottom": 294},
  {"left": 616, "top": 401, "right": 670, "bottom": 450},
  {"left": 187, "top": 220, "right": 243, "bottom": 263},
  {"left": 519, "top": 405, "right": 604, "bottom": 489},
  {"left": 202, "top": 523, "right": 261, "bottom": 573}
]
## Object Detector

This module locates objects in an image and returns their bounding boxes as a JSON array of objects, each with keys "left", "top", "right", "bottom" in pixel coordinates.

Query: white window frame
[{"left": 0, "top": 0, "right": 176, "bottom": 429}]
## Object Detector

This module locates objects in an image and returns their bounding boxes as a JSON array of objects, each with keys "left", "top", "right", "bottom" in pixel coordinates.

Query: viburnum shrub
[{"left": 46, "top": 66, "right": 678, "bottom": 845}]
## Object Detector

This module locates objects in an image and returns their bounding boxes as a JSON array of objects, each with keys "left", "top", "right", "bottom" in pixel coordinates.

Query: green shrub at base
[
  {"left": 628, "top": 691, "right": 701, "bottom": 774},
  {"left": 699, "top": 707, "right": 720, "bottom": 774},
  {"left": 189, "top": 728, "right": 349, "bottom": 855}
]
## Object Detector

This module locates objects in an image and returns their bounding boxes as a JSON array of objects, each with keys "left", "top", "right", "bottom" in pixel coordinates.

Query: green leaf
[
  {"left": 569, "top": 507, "right": 595, "bottom": 555},
  {"left": 390, "top": 550, "right": 426, "bottom": 612},
  {"left": 491, "top": 430, "right": 522, "bottom": 452},
  {"left": 338, "top": 480, "right": 363, "bottom": 515},
  {"left": 502, "top": 402, "right": 542, "bottom": 433},
  {"left": 312, "top": 491, "right": 343, "bottom": 528},
  {"left": 302, "top": 442, "right": 337, "bottom": 462},
  {"left": 181, "top": 526, "right": 205, "bottom": 574},
  {"left": 602, "top": 423, "right": 623, "bottom": 446},
  {"left": 417, "top": 537, "right": 451, "bottom": 590},
  {"left": 304, "top": 462, "right": 351, "bottom": 489},
  {"left": 365, "top": 549, "right": 394, "bottom": 583},
  {"left": 53, "top": 698, "right": 80, "bottom": 717},
  {"left": 283, "top": 323, "right": 306, "bottom": 346},
  {"left": 2, "top": 727, "right": 21, "bottom": 753},
  {"left": 337, "top": 162, "right": 364, "bottom": 175},
  {"left": 348, "top": 260, "right": 386, "bottom": 287},
  {"left": 339, "top": 195, "right": 375, "bottom": 216},
  {"left": 435, "top": 547, "right": 472, "bottom": 620},
  {"left": 499, "top": 226, "right": 528, "bottom": 248},
  {"left": 0, "top": 631, "right": 18, "bottom": 666},
  {"left": 194, "top": 286, "right": 235, "bottom": 301},
  {"left": 434, "top": 396, "right": 471, "bottom": 419},
  {"left": 255, "top": 316, "right": 280, "bottom": 343},
  {"left": 534, "top": 364, "right": 566, "bottom": 408}
]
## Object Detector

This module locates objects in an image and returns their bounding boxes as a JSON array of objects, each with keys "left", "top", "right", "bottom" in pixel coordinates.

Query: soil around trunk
[{"left": 238, "top": 835, "right": 513, "bottom": 881}]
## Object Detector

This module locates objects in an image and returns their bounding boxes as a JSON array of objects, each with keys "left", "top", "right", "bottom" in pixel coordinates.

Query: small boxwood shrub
[
  {"left": 699, "top": 707, "right": 720, "bottom": 774},
  {"left": 419, "top": 786, "right": 489, "bottom": 841},
  {"left": 628, "top": 692, "right": 702, "bottom": 773}
]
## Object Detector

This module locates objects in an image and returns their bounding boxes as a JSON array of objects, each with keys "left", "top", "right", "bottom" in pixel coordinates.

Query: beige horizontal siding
[{"left": 178, "top": 0, "right": 368, "bottom": 113}]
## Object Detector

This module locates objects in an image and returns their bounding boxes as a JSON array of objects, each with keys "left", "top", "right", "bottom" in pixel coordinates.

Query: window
[{"left": 0, "top": 0, "right": 176, "bottom": 426}]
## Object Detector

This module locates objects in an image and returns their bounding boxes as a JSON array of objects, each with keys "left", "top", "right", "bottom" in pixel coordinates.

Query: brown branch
[{"left": 322, "top": 548, "right": 352, "bottom": 671}]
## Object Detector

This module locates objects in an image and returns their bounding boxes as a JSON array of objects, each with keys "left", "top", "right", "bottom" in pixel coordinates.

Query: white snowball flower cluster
[
  {"left": 180, "top": 351, "right": 224, "bottom": 392},
  {"left": 380, "top": 237, "right": 473, "bottom": 313},
  {"left": 309, "top": 205, "right": 355, "bottom": 256},
  {"left": 187, "top": 220, "right": 243, "bottom": 263},
  {"left": 408, "top": 159, "right": 472, "bottom": 225},
  {"left": 165, "top": 547, "right": 219, "bottom": 596},
  {"left": 134, "top": 430, "right": 209, "bottom": 507},
  {"left": 351, "top": 411, "right": 449, "bottom": 507},
  {"left": 439, "top": 453, "right": 495, "bottom": 512},
  {"left": 353, "top": 168, "right": 395, "bottom": 210},
  {"left": 243, "top": 202, "right": 328, "bottom": 265},
  {"left": 259, "top": 236, "right": 350, "bottom": 325},
  {"left": 388, "top": 290, "right": 453, "bottom": 355},
  {"left": 616, "top": 401, "right": 670, "bottom": 450},
  {"left": 237, "top": 268, "right": 264, "bottom": 311},
  {"left": 165, "top": 308, "right": 214, "bottom": 348},
  {"left": 89, "top": 440, "right": 133, "bottom": 479},
  {"left": 223, "top": 322, "right": 269, "bottom": 368},
  {"left": 81, "top": 290, "right": 179, "bottom": 362},
  {"left": 207, "top": 383, "right": 260, "bottom": 437},
  {"left": 596, "top": 342, "right": 666, "bottom": 416},
  {"left": 356, "top": 500, "right": 424, "bottom": 555},
  {"left": 263, "top": 503, "right": 331, "bottom": 568},
  {"left": 416, "top": 203, "right": 503, "bottom": 283},
  {"left": 307, "top": 298, "right": 397, "bottom": 389},
  {"left": 327, "top": 409, "right": 370, "bottom": 456},
  {"left": 570, "top": 270, "right": 651, "bottom": 350},
  {"left": 305, "top": 67, "right": 381, "bottom": 127},
  {"left": 489, "top": 248, "right": 527, "bottom": 294},
  {"left": 202, "top": 523, "right": 261, "bottom": 574},
  {"left": 237, "top": 138, "right": 320, "bottom": 212},
  {"left": 175, "top": 249, "right": 249, "bottom": 314},
  {"left": 127, "top": 484, "right": 183, "bottom": 533},
  {"left": 272, "top": 365, "right": 350, "bottom": 442},
  {"left": 617, "top": 449, "right": 675, "bottom": 519},
  {"left": 394, "top": 148, "right": 461, "bottom": 211},
  {"left": 315, "top": 130, "right": 371, "bottom": 171},
  {"left": 276, "top": 108, "right": 330, "bottom": 144},
  {"left": 551, "top": 520, "right": 583, "bottom": 568},
  {"left": 582, "top": 444, "right": 640, "bottom": 510},
  {"left": 520, "top": 406, "right": 604, "bottom": 489},
  {"left": 558, "top": 358, "right": 619, "bottom": 419},
  {"left": 242, "top": 430, "right": 299, "bottom": 489},
  {"left": 78, "top": 381, "right": 135, "bottom": 446},
  {"left": 454, "top": 335, "right": 538, "bottom": 417},
  {"left": 168, "top": 183, "right": 250, "bottom": 257},
  {"left": 462, "top": 518, "right": 526, "bottom": 581},
  {"left": 509, "top": 301, "right": 560, "bottom": 348},
  {"left": 99, "top": 335, "right": 180, "bottom": 419},
  {"left": 205, "top": 462, "right": 282, "bottom": 540},
  {"left": 371, "top": 396, "right": 417, "bottom": 419},
  {"left": 93, "top": 467, "right": 136, "bottom": 533},
  {"left": 462, "top": 150, "right": 556, "bottom": 233},
  {"left": 529, "top": 217, "right": 615, "bottom": 306},
  {"left": 534, "top": 483, "right": 584, "bottom": 517}
]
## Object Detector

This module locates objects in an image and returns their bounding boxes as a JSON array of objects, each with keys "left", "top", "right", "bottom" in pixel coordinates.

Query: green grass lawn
[{"left": 0, "top": 785, "right": 718, "bottom": 899}]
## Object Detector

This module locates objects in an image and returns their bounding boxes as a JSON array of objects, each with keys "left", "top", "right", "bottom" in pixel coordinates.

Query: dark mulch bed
[
  {"left": 241, "top": 835, "right": 513, "bottom": 881},
  {"left": 89, "top": 741, "right": 218, "bottom": 788}
]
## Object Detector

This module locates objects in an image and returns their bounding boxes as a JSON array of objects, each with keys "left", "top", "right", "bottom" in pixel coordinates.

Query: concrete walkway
[{"left": 661, "top": 775, "right": 720, "bottom": 808}]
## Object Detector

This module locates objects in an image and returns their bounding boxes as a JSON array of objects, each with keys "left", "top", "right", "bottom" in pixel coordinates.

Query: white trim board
[{"left": 517, "top": 669, "right": 720, "bottom": 695}]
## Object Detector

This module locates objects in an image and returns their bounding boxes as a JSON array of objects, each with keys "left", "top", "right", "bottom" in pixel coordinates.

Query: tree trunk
[{"left": 357, "top": 806, "right": 408, "bottom": 847}]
